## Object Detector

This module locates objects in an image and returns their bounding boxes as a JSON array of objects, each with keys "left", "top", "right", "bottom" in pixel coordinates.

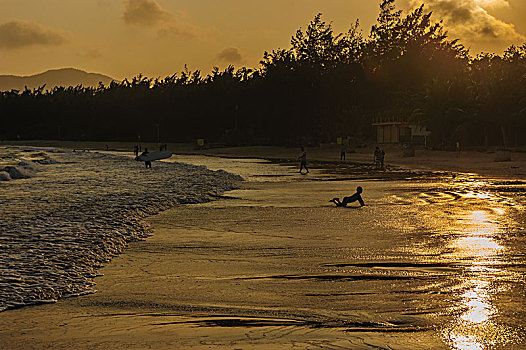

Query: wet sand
[
  {"left": 3, "top": 140, "right": 526, "bottom": 180},
  {"left": 2, "top": 147, "right": 526, "bottom": 349},
  {"left": 0, "top": 182, "right": 444, "bottom": 348}
]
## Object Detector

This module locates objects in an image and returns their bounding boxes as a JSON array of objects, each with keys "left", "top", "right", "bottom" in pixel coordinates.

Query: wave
[
  {"left": 0, "top": 148, "right": 242, "bottom": 311},
  {"left": 0, "top": 146, "right": 61, "bottom": 181}
]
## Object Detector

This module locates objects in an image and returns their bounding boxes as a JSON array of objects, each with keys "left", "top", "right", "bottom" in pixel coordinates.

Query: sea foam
[{"left": 0, "top": 147, "right": 242, "bottom": 311}]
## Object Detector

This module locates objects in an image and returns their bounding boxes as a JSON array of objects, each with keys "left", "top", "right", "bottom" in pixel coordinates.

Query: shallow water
[
  {"left": 134, "top": 167, "right": 526, "bottom": 349},
  {"left": 2, "top": 147, "right": 526, "bottom": 349},
  {"left": 0, "top": 146, "right": 241, "bottom": 311}
]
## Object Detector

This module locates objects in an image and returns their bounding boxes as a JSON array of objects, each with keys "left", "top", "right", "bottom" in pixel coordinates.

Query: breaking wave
[{"left": 0, "top": 146, "right": 242, "bottom": 311}]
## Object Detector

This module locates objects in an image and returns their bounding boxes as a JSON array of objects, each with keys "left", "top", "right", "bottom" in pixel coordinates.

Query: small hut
[{"left": 372, "top": 121, "right": 412, "bottom": 144}]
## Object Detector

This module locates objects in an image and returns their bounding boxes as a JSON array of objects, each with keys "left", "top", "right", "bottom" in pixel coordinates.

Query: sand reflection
[{"left": 445, "top": 204, "right": 509, "bottom": 349}]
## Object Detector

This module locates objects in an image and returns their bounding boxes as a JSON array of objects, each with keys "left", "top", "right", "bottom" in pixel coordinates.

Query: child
[{"left": 330, "top": 186, "right": 365, "bottom": 207}]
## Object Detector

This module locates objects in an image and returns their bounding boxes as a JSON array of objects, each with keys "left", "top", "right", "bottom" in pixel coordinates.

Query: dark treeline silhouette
[{"left": 2, "top": 0, "right": 526, "bottom": 148}]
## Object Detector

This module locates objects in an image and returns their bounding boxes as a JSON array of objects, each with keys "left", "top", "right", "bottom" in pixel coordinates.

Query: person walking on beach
[
  {"left": 141, "top": 148, "right": 152, "bottom": 169},
  {"left": 330, "top": 186, "right": 365, "bottom": 207},
  {"left": 298, "top": 146, "right": 309, "bottom": 174},
  {"left": 340, "top": 144, "right": 346, "bottom": 161}
]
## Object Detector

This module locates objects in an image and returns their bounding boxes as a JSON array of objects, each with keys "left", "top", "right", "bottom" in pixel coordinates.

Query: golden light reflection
[
  {"left": 459, "top": 280, "right": 494, "bottom": 324},
  {"left": 462, "top": 191, "right": 492, "bottom": 200},
  {"left": 455, "top": 236, "right": 501, "bottom": 260},
  {"left": 445, "top": 205, "right": 508, "bottom": 350}
]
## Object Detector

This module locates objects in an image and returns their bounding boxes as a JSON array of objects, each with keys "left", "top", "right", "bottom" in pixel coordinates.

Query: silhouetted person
[
  {"left": 340, "top": 144, "right": 346, "bottom": 160},
  {"left": 141, "top": 148, "right": 152, "bottom": 168},
  {"left": 134, "top": 145, "right": 139, "bottom": 157},
  {"left": 330, "top": 186, "right": 365, "bottom": 207},
  {"left": 374, "top": 147, "right": 385, "bottom": 170},
  {"left": 298, "top": 146, "right": 309, "bottom": 174}
]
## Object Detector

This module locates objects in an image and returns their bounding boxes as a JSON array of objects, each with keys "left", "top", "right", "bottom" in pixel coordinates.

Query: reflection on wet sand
[
  {"left": 444, "top": 187, "right": 515, "bottom": 349},
  {"left": 3, "top": 155, "right": 525, "bottom": 349}
]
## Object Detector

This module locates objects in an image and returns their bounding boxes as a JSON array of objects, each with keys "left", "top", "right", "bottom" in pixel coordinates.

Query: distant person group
[
  {"left": 374, "top": 146, "right": 385, "bottom": 170},
  {"left": 293, "top": 145, "right": 388, "bottom": 208},
  {"left": 295, "top": 145, "right": 369, "bottom": 208},
  {"left": 297, "top": 145, "right": 385, "bottom": 174}
]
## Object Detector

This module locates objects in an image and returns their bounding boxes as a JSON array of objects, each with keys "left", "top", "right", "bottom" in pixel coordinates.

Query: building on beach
[{"left": 372, "top": 117, "right": 430, "bottom": 146}]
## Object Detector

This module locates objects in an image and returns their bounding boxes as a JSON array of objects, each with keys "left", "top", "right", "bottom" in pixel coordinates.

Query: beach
[
  {"left": 1, "top": 143, "right": 526, "bottom": 349},
  {"left": 3, "top": 140, "right": 526, "bottom": 179}
]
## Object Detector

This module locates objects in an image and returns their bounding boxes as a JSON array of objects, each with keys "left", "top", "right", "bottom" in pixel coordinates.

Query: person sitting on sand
[
  {"left": 298, "top": 146, "right": 309, "bottom": 174},
  {"left": 330, "top": 186, "right": 365, "bottom": 207},
  {"left": 141, "top": 148, "right": 152, "bottom": 169}
]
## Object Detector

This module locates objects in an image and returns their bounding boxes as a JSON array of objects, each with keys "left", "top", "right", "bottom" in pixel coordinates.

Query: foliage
[{"left": 2, "top": 0, "right": 526, "bottom": 148}]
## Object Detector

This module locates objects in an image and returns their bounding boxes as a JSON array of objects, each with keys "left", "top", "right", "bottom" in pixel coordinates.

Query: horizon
[{"left": 1, "top": 0, "right": 526, "bottom": 80}]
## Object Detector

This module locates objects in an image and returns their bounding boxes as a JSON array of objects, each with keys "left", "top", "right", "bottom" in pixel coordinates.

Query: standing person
[
  {"left": 298, "top": 146, "right": 309, "bottom": 174},
  {"left": 340, "top": 144, "right": 346, "bottom": 161},
  {"left": 141, "top": 148, "right": 152, "bottom": 169},
  {"left": 374, "top": 146, "right": 385, "bottom": 170},
  {"left": 134, "top": 145, "right": 139, "bottom": 157},
  {"left": 373, "top": 146, "right": 381, "bottom": 169},
  {"left": 330, "top": 186, "right": 365, "bottom": 207}
]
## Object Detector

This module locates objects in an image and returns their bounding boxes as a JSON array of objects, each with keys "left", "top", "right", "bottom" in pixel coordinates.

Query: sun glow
[{"left": 474, "top": 0, "right": 509, "bottom": 8}]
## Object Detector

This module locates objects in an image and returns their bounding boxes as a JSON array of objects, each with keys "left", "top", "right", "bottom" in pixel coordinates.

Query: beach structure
[{"left": 372, "top": 116, "right": 430, "bottom": 146}]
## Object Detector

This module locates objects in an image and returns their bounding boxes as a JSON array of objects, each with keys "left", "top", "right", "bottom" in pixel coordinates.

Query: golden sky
[{"left": 0, "top": 0, "right": 525, "bottom": 79}]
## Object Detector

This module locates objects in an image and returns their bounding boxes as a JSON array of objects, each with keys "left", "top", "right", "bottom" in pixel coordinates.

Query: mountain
[{"left": 0, "top": 68, "right": 115, "bottom": 91}]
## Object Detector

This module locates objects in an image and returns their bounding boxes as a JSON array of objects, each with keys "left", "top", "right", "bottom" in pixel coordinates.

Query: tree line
[{"left": 2, "top": 0, "right": 526, "bottom": 148}]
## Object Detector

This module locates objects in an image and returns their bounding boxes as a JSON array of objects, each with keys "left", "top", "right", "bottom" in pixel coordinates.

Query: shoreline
[
  {"left": 2, "top": 143, "right": 526, "bottom": 349},
  {"left": 0, "top": 157, "right": 449, "bottom": 349},
  {"left": 2, "top": 140, "right": 525, "bottom": 180},
  {"left": 0, "top": 147, "right": 241, "bottom": 312}
]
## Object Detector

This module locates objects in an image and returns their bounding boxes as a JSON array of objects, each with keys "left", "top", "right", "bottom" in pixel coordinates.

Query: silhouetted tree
[{"left": 2, "top": 1, "right": 526, "bottom": 148}]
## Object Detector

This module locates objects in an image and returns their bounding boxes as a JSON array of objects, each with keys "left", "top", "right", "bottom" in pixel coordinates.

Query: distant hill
[{"left": 0, "top": 68, "right": 115, "bottom": 92}]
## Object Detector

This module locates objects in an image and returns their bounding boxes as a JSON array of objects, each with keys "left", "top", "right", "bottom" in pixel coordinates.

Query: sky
[{"left": 0, "top": 0, "right": 525, "bottom": 80}]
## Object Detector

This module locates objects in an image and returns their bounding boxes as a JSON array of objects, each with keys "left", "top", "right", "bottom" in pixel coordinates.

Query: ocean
[
  {"left": 0, "top": 145, "right": 241, "bottom": 311},
  {"left": 2, "top": 145, "right": 526, "bottom": 348}
]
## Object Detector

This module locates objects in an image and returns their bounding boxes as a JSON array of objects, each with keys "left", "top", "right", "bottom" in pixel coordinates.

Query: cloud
[
  {"left": 0, "top": 19, "right": 71, "bottom": 49},
  {"left": 410, "top": 0, "right": 524, "bottom": 44},
  {"left": 215, "top": 47, "right": 245, "bottom": 64},
  {"left": 122, "top": 0, "right": 200, "bottom": 39},
  {"left": 122, "top": 0, "right": 168, "bottom": 26},
  {"left": 474, "top": 0, "right": 509, "bottom": 8}
]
